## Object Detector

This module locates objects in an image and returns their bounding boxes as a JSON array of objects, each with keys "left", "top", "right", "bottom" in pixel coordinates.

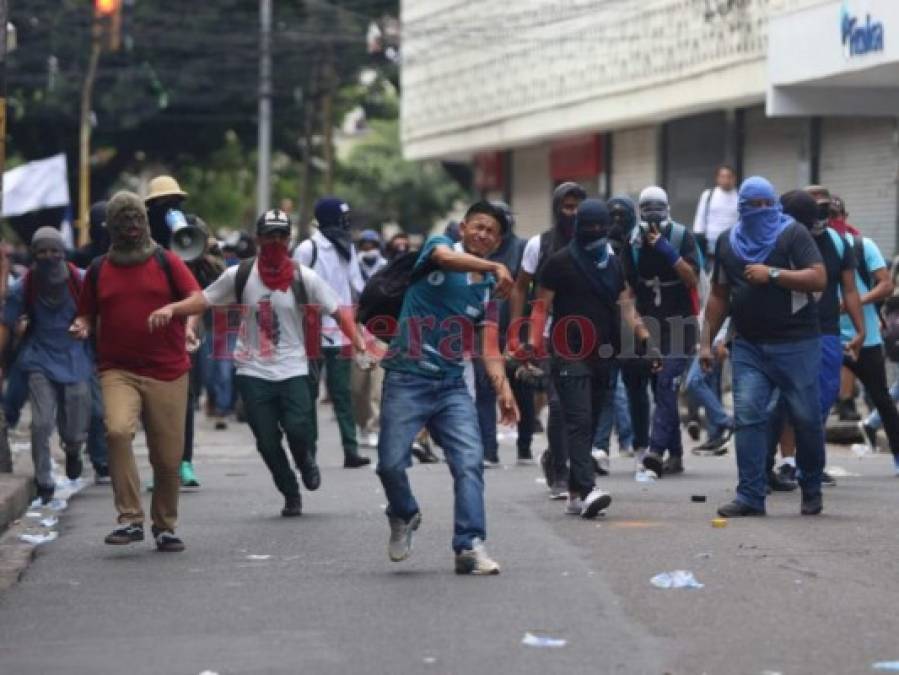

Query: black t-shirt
[
  {"left": 814, "top": 228, "right": 856, "bottom": 335},
  {"left": 539, "top": 247, "right": 626, "bottom": 359},
  {"left": 714, "top": 222, "right": 823, "bottom": 344},
  {"left": 623, "top": 224, "right": 700, "bottom": 354}
]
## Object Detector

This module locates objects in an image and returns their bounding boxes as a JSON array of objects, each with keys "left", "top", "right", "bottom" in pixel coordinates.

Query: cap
[
  {"left": 314, "top": 197, "right": 350, "bottom": 229},
  {"left": 255, "top": 209, "right": 292, "bottom": 236},
  {"left": 358, "top": 229, "right": 380, "bottom": 244},
  {"left": 145, "top": 176, "right": 187, "bottom": 202}
]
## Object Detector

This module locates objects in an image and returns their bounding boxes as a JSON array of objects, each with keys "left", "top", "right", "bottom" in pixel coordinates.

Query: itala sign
[{"left": 841, "top": 3, "right": 885, "bottom": 58}]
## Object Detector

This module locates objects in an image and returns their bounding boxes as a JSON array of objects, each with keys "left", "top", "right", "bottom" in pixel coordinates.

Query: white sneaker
[
  {"left": 591, "top": 448, "right": 610, "bottom": 475},
  {"left": 365, "top": 431, "right": 379, "bottom": 448},
  {"left": 455, "top": 538, "right": 501, "bottom": 575},
  {"left": 565, "top": 495, "right": 583, "bottom": 515},
  {"left": 580, "top": 487, "right": 612, "bottom": 519},
  {"left": 388, "top": 512, "right": 422, "bottom": 562}
]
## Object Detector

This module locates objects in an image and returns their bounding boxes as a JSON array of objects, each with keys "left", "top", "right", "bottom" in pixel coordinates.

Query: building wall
[
  {"left": 510, "top": 144, "right": 551, "bottom": 239},
  {"left": 820, "top": 117, "right": 899, "bottom": 257},
  {"left": 610, "top": 126, "right": 659, "bottom": 203},
  {"left": 401, "top": 0, "right": 822, "bottom": 160}
]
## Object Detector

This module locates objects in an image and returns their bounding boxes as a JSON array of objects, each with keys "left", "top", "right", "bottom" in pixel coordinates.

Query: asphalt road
[{"left": 1, "top": 407, "right": 898, "bottom": 675}]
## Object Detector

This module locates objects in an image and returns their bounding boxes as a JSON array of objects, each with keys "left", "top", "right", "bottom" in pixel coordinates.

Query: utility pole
[
  {"left": 256, "top": 0, "right": 273, "bottom": 216},
  {"left": 79, "top": 0, "right": 121, "bottom": 247},
  {"left": 0, "top": 0, "right": 8, "bottom": 224}
]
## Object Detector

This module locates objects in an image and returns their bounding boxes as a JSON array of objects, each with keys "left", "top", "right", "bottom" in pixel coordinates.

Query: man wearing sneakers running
[
  {"left": 72, "top": 192, "right": 202, "bottom": 552},
  {"left": 149, "top": 209, "right": 368, "bottom": 517},
  {"left": 529, "top": 199, "right": 658, "bottom": 519},
  {"left": 376, "top": 201, "right": 516, "bottom": 575}
]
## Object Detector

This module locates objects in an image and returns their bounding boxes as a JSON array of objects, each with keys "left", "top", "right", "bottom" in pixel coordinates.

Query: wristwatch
[{"left": 768, "top": 267, "right": 781, "bottom": 282}]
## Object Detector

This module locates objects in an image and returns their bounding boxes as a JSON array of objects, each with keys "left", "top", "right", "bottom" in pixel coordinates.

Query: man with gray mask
[
  {"left": 509, "top": 182, "right": 587, "bottom": 498},
  {"left": 622, "top": 186, "right": 700, "bottom": 478},
  {"left": 72, "top": 192, "right": 202, "bottom": 552},
  {"left": 0, "top": 227, "right": 93, "bottom": 503}
]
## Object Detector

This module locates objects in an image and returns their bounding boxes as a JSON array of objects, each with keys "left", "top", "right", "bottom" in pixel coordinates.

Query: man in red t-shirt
[{"left": 72, "top": 191, "right": 202, "bottom": 552}]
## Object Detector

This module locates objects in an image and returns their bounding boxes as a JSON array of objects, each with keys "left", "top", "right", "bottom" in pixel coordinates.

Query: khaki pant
[
  {"left": 101, "top": 369, "right": 189, "bottom": 532},
  {"left": 350, "top": 352, "right": 384, "bottom": 434}
]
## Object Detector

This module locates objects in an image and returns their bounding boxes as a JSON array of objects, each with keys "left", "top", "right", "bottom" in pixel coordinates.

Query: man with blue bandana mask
[{"left": 700, "top": 176, "right": 827, "bottom": 518}]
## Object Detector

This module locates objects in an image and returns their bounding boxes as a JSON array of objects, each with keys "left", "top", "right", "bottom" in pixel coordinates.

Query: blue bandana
[{"left": 729, "top": 176, "right": 793, "bottom": 264}]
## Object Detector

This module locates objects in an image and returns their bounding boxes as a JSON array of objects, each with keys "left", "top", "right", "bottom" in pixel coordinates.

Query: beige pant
[
  {"left": 101, "top": 369, "right": 189, "bottom": 532},
  {"left": 350, "top": 360, "right": 384, "bottom": 433}
]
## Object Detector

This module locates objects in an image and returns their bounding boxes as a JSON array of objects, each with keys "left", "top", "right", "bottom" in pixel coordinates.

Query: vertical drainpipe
[
  {"left": 732, "top": 109, "right": 745, "bottom": 181},
  {"left": 809, "top": 116, "right": 822, "bottom": 185},
  {"left": 602, "top": 132, "right": 614, "bottom": 200}
]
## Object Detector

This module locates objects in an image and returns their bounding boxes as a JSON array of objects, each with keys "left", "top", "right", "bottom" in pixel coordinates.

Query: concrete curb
[{"left": 0, "top": 473, "right": 33, "bottom": 537}]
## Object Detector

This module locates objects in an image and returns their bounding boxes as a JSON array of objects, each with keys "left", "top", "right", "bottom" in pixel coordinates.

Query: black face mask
[
  {"left": 576, "top": 225, "right": 608, "bottom": 246},
  {"left": 608, "top": 211, "right": 631, "bottom": 242},
  {"left": 557, "top": 213, "right": 576, "bottom": 235},
  {"left": 816, "top": 202, "right": 831, "bottom": 221}
]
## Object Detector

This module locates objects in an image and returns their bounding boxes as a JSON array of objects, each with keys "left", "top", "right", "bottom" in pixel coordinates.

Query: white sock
[{"left": 783, "top": 456, "right": 796, "bottom": 468}]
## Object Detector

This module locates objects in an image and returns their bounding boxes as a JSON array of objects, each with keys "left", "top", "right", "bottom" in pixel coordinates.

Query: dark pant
[
  {"left": 87, "top": 375, "right": 108, "bottom": 471},
  {"left": 542, "top": 360, "right": 569, "bottom": 483},
  {"left": 553, "top": 359, "right": 609, "bottom": 499},
  {"left": 844, "top": 345, "right": 899, "bottom": 457},
  {"left": 236, "top": 375, "right": 315, "bottom": 498},
  {"left": 511, "top": 376, "right": 535, "bottom": 458},
  {"left": 310, "top": 347, "right": 359, "bottom": 459},
  {"left": 474, "top": 360, "right": 498, "bottom": 462},
  {"left": 621, "top": 361, "right": 652, "bottom": 450}
]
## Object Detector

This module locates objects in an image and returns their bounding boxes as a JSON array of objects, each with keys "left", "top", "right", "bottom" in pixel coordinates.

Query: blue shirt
[
  {"left": 4, "top": 270, "right": 94, "bottom": 384},
  {"left": 382, "top": 235, "right": 494, "bottom": 379},
  {"left": 840, "top": 236, "right": 885, "bottom": 347}
]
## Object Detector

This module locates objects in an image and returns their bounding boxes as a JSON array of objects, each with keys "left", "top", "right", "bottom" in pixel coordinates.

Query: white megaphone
[{"left": 165, "top": 209, "right": 206, "bottom": 262}]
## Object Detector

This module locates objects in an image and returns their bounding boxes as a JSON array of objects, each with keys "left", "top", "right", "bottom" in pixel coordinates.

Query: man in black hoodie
[
  {"left": 476, "top": 202, "right": 530, "bottom": 465},
  {"left": 509, "top": 182, "right": 586, "bottom": 498}
]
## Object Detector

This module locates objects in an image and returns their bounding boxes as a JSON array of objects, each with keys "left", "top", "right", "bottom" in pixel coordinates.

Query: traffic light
[
  {"left": 94, "top": 0, "right": 119, "bottom": 17},
  {"left": 94, "top": 0, "right": 122, "bottom": 50}
]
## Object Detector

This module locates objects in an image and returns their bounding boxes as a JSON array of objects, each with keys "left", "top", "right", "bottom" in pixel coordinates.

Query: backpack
[
  {"left": 233, "top": 257, "right": 320, "bottom": 378},
  {"left": 23, "top": 262, "right": 83, "bottom": 311},
  {"left": 356, "top": 250, "right": 431, "bottom": 340},
  {"left": 291, "top": 238, "right": 318, "bottom": 269},
  {"left": 630, "top": 222, "right": 706, "bottom": 316},
  {"left": 849, "top": 234, "right": 885, "bottom": 320},
  {"left": 86, "top": 246, "right": 179, "bottom": 305}
]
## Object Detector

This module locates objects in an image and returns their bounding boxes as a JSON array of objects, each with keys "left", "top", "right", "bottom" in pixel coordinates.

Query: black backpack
[{"left": 357, "top": 251, "right": 431, "bottom": 339}]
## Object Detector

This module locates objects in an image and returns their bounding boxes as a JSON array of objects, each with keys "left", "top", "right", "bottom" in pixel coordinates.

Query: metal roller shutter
[
  {"left": 664, "top": 112, "right": 727, "bottom": 225},
  {"left": 611, "top": 126, "right": 658, "bottom": 203},
  {"left": 820, "top": 117, "right": 899, "bottom": 259},
  {"left": 742, "top": 106, "right": 806, "bottom": 195}
]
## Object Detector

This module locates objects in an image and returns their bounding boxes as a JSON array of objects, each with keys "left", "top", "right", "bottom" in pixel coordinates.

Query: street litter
[
  {"left": 423, "top": 657, "right": 437, "bottom": 664},
  {"left": 246, "top": 554, "right": 272, "bottom": 561},
  {"left": 711, "top": 518, "right": 728, "bottom": 528},
  {"left": 872, "top": 662, "right": 899, "bottom": 671},
  {"left": 826, "top": 466, "right": 860, "bottom": 478},
  {"left": 691, "top": 495, "right": 707, "bottom": 503},
  {"left": 650, "top": 570, "right": 704, "bottom": 589},
  {"left": 851, "top": 444, "right": 871, "bottom": 458},
  {"left": 521, "top": 632, "right": 567, "bottom": 648},
  {"left": 635, "top": 468, "right": 656, "bottom": 483},
  {"left": 25, "top": 511, "right": 42, "bottom": 519},
  {"left": 39, "top": 516, "right": 58, "bottom": 528},
  {"left": 19, "top": 531, "right": 58, "bottom": 546}
]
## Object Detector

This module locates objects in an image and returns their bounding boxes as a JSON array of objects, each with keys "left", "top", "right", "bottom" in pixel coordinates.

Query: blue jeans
[
  {"left": 377, "top": 370, "right": 486, "bottom": 553},
  {"left": 593, "top": 366, "right": 633, "bottom": 451},
  {"left": 621, "top": 362, "right": 651, "bottom": 450},
  {"left": 685, "top": 356, "right": 732, "bottom": 438},
  {"left": 732, "top": 337, "right": 824, "bottom": 510},
  {"left": 86, "top": 374, "right": 108, "bottom": 470},
  {"left": 203, "top": 332, "right": 235, "bottom": 414}
]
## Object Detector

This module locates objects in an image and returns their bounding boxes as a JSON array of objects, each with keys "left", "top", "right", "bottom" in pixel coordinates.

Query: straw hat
[{"left": 145, "top": 175, "right": 187, "bottom": 202}]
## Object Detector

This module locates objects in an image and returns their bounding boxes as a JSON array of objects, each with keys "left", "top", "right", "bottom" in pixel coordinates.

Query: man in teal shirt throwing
[{"left": 376, "top": 202, "right": 517, "bottom": 575}]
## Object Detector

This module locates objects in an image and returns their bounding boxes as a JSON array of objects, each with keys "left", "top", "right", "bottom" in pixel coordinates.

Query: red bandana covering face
[
  {"left": 257, "top": 241, "right": 295, "bottom": 292},
  {"left": 828, "top": 217, "right": 860, "bottom": 236}
]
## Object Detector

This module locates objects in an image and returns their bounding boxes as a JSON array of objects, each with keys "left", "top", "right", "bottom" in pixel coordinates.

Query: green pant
[
  {"left": 310, "top": 346, "right": 359, "bottom": 459},
  {"left": 236, "top": 375, "right": 314, "bottom": 498}
]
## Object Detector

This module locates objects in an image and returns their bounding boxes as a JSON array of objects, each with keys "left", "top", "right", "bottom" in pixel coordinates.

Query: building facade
[{"left": 401, "top": 0, "right": 899, "bottom": 256}]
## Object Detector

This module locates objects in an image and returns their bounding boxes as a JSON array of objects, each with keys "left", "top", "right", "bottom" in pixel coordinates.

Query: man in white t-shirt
[
  {"left": 693, "top": 165, "right": 739, "bottom": 262},
  {"left": 149, "top": 210, "right": 368, "bottom": 517}
]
